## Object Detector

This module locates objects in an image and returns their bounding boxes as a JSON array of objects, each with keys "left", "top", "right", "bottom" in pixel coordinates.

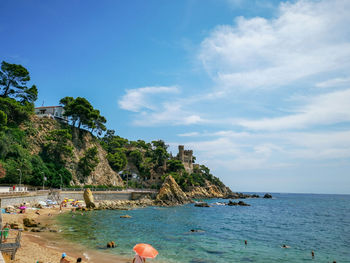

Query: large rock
[
  {"left": 263, "top": 193, "right": 272, "bottom": 199},
  {"left": 194, "top": 202, "right": 210, "bottom": 207},
  {"left": 227, "top": 200, "right": 250, "bottom": 206},
  {"left": 23, "top": 218, "right": 38, "bottom": 227},
  {"left": 84, "top": 188, "right": 96, "bottom": 208},
  {"left": 156, "top": 175, "right": 191, "bottom": 205}
]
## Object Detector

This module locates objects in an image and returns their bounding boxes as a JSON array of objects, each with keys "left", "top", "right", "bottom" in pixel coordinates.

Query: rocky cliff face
[
  {"left": 156, "top": 175, "right": 191, "bottom": 205},
  {"left": 186, "top": 180, "right": 233, "bottom": 199},
  {"left": 25, "top": 116, "right": 123, "bottom": 186}
]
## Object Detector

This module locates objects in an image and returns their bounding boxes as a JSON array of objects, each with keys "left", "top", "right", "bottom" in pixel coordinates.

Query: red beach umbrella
[{"left": 133, "top": 243, "right": 158, "bottom": 259}]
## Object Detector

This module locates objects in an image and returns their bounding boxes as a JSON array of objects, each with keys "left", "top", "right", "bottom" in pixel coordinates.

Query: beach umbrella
[{"left": 133, "top": 243, "right": 158, "bottom": 259}]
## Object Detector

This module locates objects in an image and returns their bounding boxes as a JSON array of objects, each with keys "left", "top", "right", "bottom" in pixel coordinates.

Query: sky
[{"left": 1, "top": 0, "right": 349, "bottom": 194}]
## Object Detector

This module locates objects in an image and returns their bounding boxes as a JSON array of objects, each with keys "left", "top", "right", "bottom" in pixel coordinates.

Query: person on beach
[
  {"left": 76, "top": 258, "right": 82, "bottom": 262},
  {"left": 60, "top": 253, "right": 70, "bottom": 263},
  {"left": 132, "top": 254, "right": 146, "bottom": 263},
  {"left": 2, "top": 223, "right": 10, "bottom": 242}
]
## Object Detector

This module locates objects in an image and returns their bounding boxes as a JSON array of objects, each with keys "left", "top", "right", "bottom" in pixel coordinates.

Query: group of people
[
  {"left": 57, "top": 252, "right": 146, "bottom": 263},
  {"left": 58, "top": 253, "right": 82, "bottom": 263}
]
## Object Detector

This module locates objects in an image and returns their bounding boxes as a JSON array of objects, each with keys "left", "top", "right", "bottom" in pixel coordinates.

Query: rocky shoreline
[{"left": 79, "top": 175, "right": 272, "bottom": 210}]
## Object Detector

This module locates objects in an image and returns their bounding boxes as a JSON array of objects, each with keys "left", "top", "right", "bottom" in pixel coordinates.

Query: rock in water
[
  {"left": 227, "top": 200, "right": 250, "bottom": 206},
  {"left": 194, "top": 202, "right": 210, "bottom": 207},
  {"left": 120, "top": 215, "right": 132, "bottom": 218},
  {"left": 156, "top": 175, "right": 191, "bottom": 205},
  {"left": 263, "top": 193, "right": 272, "bottom": 199},
  {"left": 84, "top": 188, "right": 96, "bottom": 208}
]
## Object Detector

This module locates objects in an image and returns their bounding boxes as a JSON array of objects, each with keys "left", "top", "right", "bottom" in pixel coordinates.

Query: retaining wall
[
  {"left": 0, "top": 191, "right": 155, "bottom": 207},
  {"left": 0, "top": 194, "right": 48, "bottom": 208}
]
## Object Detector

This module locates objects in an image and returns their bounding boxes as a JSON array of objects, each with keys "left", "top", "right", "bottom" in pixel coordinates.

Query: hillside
[{"left": 0, "top": 60, "right": 232, "bottom": 196}]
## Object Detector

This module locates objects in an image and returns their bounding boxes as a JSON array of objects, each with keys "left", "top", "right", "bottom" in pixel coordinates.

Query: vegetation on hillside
[{"left": 0, "top": 60, "right": 226, "bottom": 191}]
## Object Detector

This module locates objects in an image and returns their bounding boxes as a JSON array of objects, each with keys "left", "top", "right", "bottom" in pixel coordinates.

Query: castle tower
[
  {"left": 177, "top": 145, "right": 193, "bottom": 173},
  {"left": 178, "top": 145, "right": 184, "bottom": 162}
]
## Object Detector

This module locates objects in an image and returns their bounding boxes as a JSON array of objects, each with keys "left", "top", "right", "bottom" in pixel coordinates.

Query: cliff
[
  {"left": 24, "top": 116, "right": 123, "bottom": 186},
  {"left": 186, "top": 180, "right": 233, "bottom": 199},
  {"left": 156, "top": 175, "right": 191, "bottom": 205}
]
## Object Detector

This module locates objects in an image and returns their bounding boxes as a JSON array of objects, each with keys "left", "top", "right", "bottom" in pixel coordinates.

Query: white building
[{"left": 34, "top": 106, "right": 68, "bottom": 122}]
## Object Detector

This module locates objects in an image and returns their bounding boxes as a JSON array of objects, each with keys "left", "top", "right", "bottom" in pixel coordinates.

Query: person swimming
[{"left": 281, "top": 244, "right": 290, "bottom": 248}]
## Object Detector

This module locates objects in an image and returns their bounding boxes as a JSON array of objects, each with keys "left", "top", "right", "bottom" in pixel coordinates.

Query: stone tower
[{"left": 178, "top": 145, "right": 193, "bottom": 173}]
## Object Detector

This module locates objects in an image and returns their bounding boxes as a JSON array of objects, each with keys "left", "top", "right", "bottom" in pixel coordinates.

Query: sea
[{"left": 56, "top": 193, "right": 350, "bottom": 263}]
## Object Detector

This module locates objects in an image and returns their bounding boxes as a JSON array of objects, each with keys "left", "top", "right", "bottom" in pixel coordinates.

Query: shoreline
[{"left": 2, "top": 207, "right": 131, "bottom": 263}]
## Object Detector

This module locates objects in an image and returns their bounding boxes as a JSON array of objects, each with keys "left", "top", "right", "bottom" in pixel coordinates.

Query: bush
[{"left": 78, "top": 146, "right": 99, "bottom": 177}]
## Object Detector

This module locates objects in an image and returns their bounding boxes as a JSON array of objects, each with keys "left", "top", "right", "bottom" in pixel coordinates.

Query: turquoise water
[{"left": 57, "top": 194, "right": 350, "bottom": 262}]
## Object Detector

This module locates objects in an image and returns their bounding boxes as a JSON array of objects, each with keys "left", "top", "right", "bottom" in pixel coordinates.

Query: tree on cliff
[
  {"left": 78, "top": 146, "right": 99, "bottom": 178},
  {"left": 0, "top": 163, "right": 5, "bottom": 178},
  {"left": 0, "top": 110, "right": 7, "bottom": 128},
  {"left": 59, "top": 96, "right": 106, "bottom": 134},
  {"left": 0, "top": 61, "right": 37, "bottom": 103},
  {"left": 151, "top": 140, "right": 169, "bottom": 167}
]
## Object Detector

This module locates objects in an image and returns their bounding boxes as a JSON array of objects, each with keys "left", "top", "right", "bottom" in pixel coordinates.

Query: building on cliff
[
  {"left": 34, "top": 106, "right": 68, "bottom": 122},
  {"left": 177, "top": 145, "right": 194, "bottom": 173}
]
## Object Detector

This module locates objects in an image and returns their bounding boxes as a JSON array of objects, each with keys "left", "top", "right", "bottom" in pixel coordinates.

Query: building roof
[{"left": 35, "top": 106, "right": 62, "bottom": 109}]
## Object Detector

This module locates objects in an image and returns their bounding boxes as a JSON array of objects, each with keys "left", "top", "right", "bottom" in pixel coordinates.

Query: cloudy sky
[{"left": 1, "top": 0, "right": 349, "bottom": 194}]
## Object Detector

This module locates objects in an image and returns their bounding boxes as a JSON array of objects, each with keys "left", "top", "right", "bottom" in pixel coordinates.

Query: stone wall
[
  {"left": 0, "top": 191, "right": 155, "bottom": 207},
  {"left": 0, "top": 193, "right": 48, "bottom": 207},
  {"left": 60, "top": 192, "right": 132, "bottom": 201}
]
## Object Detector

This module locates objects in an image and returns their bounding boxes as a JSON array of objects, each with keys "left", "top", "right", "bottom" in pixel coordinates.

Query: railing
[
  {"left": 61, "top": 188, "right": 158, "bottom": 193},
  {"left": 0, "top": 229, "right": 22, "bottom": 260}
]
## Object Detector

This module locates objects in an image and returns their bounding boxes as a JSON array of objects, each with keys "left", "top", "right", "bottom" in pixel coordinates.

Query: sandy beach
[{"left": 2, "top": 207, "right": 130, "bottom": 263}]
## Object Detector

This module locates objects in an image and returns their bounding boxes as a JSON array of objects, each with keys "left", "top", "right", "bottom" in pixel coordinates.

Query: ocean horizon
[{"left": 57, "top": 193, "right": 350, "bottom": 263}]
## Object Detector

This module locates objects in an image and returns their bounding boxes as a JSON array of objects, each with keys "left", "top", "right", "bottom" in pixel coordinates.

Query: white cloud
[
  {"left": 236, "top": 88, "right": 350, "bottom": 130},
  {"left": 132, "top": 102, "right": 207, "bottom": 126},
  {"left": 178, "top": 132, "right": 200, "bottom": 137},
  {"left": 199, "top": 0, "right": 350, "bottom": 92},
  {"left": 118, "top": 86, "right": 179, "bottom": 112},
  {"left": 315, "top": 77, "right": 350, "bottom": 88},
  {"left": 172, "top": 129, "right": 350, "bottom": 173}
]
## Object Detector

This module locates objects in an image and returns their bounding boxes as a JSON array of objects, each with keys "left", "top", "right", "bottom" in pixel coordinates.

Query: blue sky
[{"left": 1, "top": 0, "right": 349, "bottom": 194}]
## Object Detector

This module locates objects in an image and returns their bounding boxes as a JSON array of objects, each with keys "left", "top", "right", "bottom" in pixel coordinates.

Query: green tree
[
  {"left": 0, "top": 61, "right": 37, "bottom": 103},
  {"left": 78, "top": 146, "right": 99, "bottom": 177},
  {"left": 0, "top": 110, "right": 7, "bottom": 128},
  {"left": 166, "top": 159, "right": 184, "bottom": 173},
  {"left": 152, "top": 146, "right": 169, "bottom": 167},
  {"left": 43, "top": 129, "right": 73, "bottom": 164},
  {"left": 129, "top": 150, "right": 143, "bottom": 168},
  {"left": 60, "top": 96, "right": 107, "bottom": 133},
  {"left": 0, "top": 97, "right": 34, "bottom": 125},
  {"left": 107, "top": 149, "right": 127, "bottom": 172}
]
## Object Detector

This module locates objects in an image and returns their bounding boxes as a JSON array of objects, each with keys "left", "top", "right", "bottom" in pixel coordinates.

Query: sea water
[{"left": 57, "top": 193, "right": 350, "bottom": 262}]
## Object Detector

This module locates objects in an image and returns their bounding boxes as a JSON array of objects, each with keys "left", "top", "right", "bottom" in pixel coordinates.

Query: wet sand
[{"left": 2, "top": 207, "right": 130, "bottom": 263}]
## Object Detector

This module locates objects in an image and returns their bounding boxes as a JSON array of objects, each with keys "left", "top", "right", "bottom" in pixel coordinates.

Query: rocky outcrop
[
  {"left": 96, "top": 197, "right": 154, "bottom": 210},
  {"left": 186, "top": 180, "right": 233, "bottom": 199},
  {"left": 194, "top": 202, "right": 210, "bottom": 207},
  {"left": 23, "top": 218, "right": 38, "bottom": 227},
  {"left": 263, "top": 193, "right": 272, "bottom": 199},
  {"left": 225, "top": 192, "right": 259, "bottom": 199},
  {"left": 227, "top": 200, "right": 250, "bottom": 206},
  {"left": 156, "top": 175, "right": 191, "bottom": 205},
  {"left": 25, "top": 116, "right": 123, "bottom": 186},
  {"left": 83, "top": 188, "right": 96, "bottom": 208}
]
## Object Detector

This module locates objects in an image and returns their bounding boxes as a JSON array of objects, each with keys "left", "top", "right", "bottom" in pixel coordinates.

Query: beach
[{"left": 2, "top": 207, "right": 130, "bottom": 263}]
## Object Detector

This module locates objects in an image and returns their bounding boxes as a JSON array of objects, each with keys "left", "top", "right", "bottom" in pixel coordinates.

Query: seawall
[{"left": 0, "top": 190, "right": 156, "bottom": 207}]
